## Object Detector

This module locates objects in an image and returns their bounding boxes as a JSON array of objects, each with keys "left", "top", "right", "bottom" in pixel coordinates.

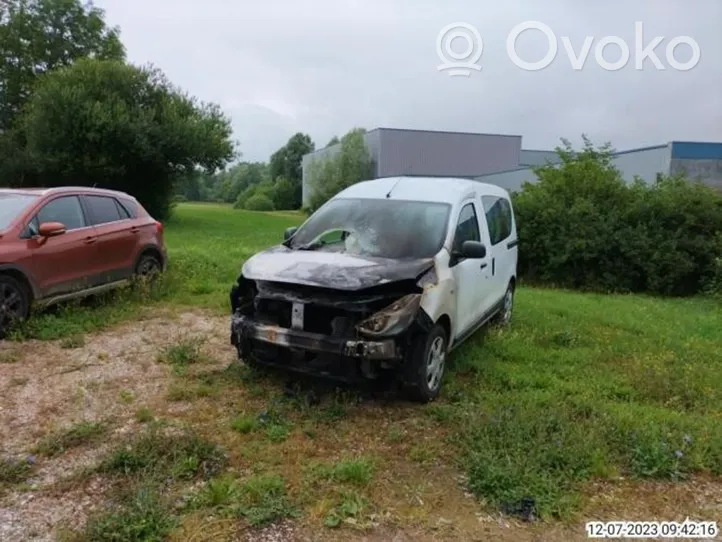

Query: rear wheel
[
  {"left": 404, "top": 324, "right": 448, "bottom": 403},
  {"left": 135, "top": 253, "right": 162, "bottom": 280},
  {"left": 0, "top": 275, "right": 30, "bottom": 339},
  {"left": 492, "top": 282, "right": 514, "bottom": 327}
]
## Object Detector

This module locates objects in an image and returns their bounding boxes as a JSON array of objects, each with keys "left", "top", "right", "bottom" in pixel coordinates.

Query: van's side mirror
[
  {"left": 284, "top": 226, "right": 298, "bottom": 241},
  {"left": 460, "top": 240, "right": 486, "bottom": 259}
]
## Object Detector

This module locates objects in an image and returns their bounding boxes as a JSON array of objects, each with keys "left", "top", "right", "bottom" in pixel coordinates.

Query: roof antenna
[{"left": 386, "top": 177, "right": 402, "bottom": 198}]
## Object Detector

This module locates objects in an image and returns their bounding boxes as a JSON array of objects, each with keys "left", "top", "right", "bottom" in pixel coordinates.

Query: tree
[
  {"left": 325, "top": 135, "right": 340, "bottom": 148},
  {"left": 269, "top": 176, "right": 296, "bottom": 210},
  {"left": 269, "top": 132, "right": 314, "bottom": 209},
  {"left": 0, "top": 0, "right": 124, "bottom": 132},
  {"left": 19, "top": 58, "right": 235, "bottom": 219},
  {"left": 306, "top": 127, "right": 373, "bottom": 212}
]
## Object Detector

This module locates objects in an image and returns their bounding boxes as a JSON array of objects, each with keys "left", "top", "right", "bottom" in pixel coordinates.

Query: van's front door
[{"left": 449, "top": 200, "right": 493, "bottom": 341}]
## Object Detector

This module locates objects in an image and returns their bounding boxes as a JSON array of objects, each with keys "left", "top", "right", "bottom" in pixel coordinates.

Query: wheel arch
[
  {"left": 435, "top": 314, "right": 451, "bottom": 343},
  {"left": 0, "top": 264, "right": 38, "bottom": 301}
]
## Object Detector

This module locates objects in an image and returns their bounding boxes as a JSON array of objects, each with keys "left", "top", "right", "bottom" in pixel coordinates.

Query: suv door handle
[
  {"left": 84, "top": 236, "right": 97, "bottom": 244},
  {"left": 130, "top": 226, "right": 140, "bottom": 234},
  {"left": 480, "top": 262, "right": 488, "bottom": 270}
]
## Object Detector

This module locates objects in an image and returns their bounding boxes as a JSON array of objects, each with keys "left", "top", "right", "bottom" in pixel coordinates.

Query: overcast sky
[{"left": 95, "top": 0, "right": 721, "bottom": 163}]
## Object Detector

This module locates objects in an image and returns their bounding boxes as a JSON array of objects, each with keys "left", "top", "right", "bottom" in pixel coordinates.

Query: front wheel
[
  {"left": 0, "top": 275, "right": 30, "bottom": 339},
  {"left": 404, "top": 324, "right": 448, "bottom": 403}
]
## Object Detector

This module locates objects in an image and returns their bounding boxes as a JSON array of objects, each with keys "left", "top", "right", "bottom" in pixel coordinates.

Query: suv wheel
[
  {"left": 0, "top": 275, "right": 30, "bottom": 339},
  {"left": 405, "top": 324, "right": 448, "bottom": 403},
  {"left": 135, "top": 254, "right": 161, "bottom": 279}
]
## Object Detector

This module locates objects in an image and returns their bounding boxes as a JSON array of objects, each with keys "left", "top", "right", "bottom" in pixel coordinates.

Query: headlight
[{"left": 357, "top": 294, "right": 422, "bottom": 338}]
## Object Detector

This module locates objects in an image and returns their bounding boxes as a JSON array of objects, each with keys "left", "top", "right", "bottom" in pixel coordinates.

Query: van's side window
[
  {"left": 452, "top": 202, "right": 480, "bottom": 254},
  {"left": 482, "top": 196, "right": 513, "bottom": 245}
]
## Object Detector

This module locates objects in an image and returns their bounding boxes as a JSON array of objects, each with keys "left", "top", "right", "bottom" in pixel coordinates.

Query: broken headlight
[{"left": 357, "top": 294, "right": 422, "bottom": 338}]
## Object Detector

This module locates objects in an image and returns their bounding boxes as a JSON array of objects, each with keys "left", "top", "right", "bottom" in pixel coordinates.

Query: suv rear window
[
  {"left": 85, "top": 195, "right": 125, "bottom": 225},
  {"left": 117, "top": 198, "right": 138, "bottom": 219}
]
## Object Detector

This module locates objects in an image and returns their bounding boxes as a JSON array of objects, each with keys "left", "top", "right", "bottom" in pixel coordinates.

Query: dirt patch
[
  {"left": 0, "top": 310, "right": 720, "bottom": 542},
  {"left": 0, "top": 310, "right": 233, "bottom": 541}
]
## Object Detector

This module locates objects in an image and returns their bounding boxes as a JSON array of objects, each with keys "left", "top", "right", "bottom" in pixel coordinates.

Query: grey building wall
[
  {"left": 474, "top": 167, "right": 537, "bottom": 192},
  {"left": 519, "top": 149, "right": 560, "bottom": 166},
  {"left": 611, "top": 145, "right": 671, "bottom": 183},
  {"left": 476, "top": 145, "right": 674, "bottom": 192},
  {"left": 375, "top": 128, "right": 521, "bottom": 178}
]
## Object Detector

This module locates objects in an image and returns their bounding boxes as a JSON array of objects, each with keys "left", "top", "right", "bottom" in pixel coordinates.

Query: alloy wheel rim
[
  {"left": 426, "top": 336, "right": 446, "bottom": 391},
  {"left": 140, "top": 259, "right": 159, "bottom": 276},
  {"left": 503, "top": 289, "right": 513, "bottom": 323}
]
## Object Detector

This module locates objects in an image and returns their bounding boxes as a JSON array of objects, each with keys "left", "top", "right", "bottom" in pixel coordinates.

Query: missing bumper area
[{"left": 232, "top": 316, "right": 399, "bottom": 360}]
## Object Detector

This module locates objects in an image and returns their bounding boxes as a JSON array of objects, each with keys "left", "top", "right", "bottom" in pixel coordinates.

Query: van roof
[{"left": 334, "top": 176, "right": 510, "bottom": 204}]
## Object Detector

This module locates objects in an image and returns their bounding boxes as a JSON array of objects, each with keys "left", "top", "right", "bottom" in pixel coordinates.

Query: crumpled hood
[{"left": 241, "top": 245, "right": 434, "bottom": 291}]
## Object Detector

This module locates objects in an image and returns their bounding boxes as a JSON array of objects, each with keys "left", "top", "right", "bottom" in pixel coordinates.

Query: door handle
[
  {"left": 480, "top": 262, "right": 488, "bottom": 270},
  {"left": 84, "top": 236, "right": 97, "bottom": 244},
  {"left": 130, "top": 227, "right": 140, "bottom": 234}
]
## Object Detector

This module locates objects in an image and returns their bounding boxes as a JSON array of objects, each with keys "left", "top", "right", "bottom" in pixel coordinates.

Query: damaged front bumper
[{"left": 231, "top": 314, "right": 400, "bottom": 360}]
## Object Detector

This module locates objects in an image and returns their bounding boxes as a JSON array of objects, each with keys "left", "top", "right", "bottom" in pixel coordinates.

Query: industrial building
[{"left": 301, "top": 128, "right": 722, "bottom": 206}]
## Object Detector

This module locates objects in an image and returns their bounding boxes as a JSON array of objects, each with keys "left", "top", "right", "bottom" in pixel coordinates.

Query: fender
[{"left": 0, "top": 263, "right": 41, "bottom": 300}]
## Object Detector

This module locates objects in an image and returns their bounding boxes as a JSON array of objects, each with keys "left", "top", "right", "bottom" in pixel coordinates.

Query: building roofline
[
  {"left": 612, "top": 144, "right": 668, "bottom": 156},
  {"left": 475, "top": 166, "right": 532, "bottom": 178},
  {"left": 371, "top": 127, "right": 522, "bottom": 138},
  {"left": 670, "top": 140, "right": 722, "bottom": 145}
]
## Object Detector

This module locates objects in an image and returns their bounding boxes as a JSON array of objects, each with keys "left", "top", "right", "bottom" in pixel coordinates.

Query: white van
[{"left": 230, "top": 176, "right": 518, "bottom": 402}]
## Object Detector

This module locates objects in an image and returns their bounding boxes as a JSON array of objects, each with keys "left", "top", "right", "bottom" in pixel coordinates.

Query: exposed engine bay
[{"left": 230, "top": 271, "right": 436, "bottom": 382}]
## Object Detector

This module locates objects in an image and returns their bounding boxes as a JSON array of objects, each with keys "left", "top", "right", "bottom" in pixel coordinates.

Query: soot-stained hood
[{"left": 241, "top": 245, "right": 434, "bottom": 291}]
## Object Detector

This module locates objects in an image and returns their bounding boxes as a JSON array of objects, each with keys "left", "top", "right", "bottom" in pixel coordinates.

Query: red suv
[{"left": 0, "top": 187, "right": 167, "bottom": 336}]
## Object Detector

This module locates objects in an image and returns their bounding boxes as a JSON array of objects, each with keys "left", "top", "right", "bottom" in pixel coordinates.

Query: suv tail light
[{"left": 155, "top": 221, "right": 164, "bottom": 235}]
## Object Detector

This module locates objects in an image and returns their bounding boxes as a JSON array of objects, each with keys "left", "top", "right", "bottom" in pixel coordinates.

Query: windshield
[
  {"left": 0, "top": 194, "right": 38, "bottom": 231},
  {"left": 289, "top": 198, "right": 451, "bottom": 259}
]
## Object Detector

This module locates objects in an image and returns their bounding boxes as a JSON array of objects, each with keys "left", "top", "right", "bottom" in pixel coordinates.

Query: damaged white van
[{"left": 230, "top": 176, "right": 518, "bottom": 402}]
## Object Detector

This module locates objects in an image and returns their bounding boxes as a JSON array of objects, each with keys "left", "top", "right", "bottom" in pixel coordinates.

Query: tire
[
  {"left": 0, "top": 275, "right": 30, "bottom": 339},
  {"left": 135, "top": 253, "right": 162, "bottom": 279},
  {"left": 491, "top": 282, "right": 515, "bottom": 327},
  {"left": 404, "top": 324, "right": 448, "bottom": 403}
]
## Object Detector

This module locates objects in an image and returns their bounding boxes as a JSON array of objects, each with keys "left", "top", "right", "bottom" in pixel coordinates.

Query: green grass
[
  {"left": 35, "top": 421, "right": 108, "bottom": 457},
  {"left": 7, "top": 203, "right": 722, "bottom": 523},
  {"left": 188, "top": 473, "right": 297, "bottom": 527},
  {"left": 99, "top": 429, "right": 227, "bottom": 482},
  {"left": 0, "top": 457, "right": 33, "bottom": 485},
  {"left": 76, "top": 486, "right": 176, "bottom": 542},
  {"left": 309, "top": 458, "right": 375, "bottom": 486},
  {"left": 445, "top": 289, "right": 722, "bottom": 518}
]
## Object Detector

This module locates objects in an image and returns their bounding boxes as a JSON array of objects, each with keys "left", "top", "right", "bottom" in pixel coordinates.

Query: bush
[
  {"left": 244, "top": 194, "right": 275, "bottom": 212},
  {"left": 513, "top": 137, "right": 722, "bottom": 296}
]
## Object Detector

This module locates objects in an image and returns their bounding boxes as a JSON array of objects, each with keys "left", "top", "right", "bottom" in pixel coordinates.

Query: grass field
[{"left": 5, "top": 203, "right": 722, "bottom": 539}]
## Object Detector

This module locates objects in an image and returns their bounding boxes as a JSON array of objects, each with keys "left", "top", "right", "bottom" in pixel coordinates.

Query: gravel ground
[{"left": 0, "top": 310, "right": 720, "bottom": 542}]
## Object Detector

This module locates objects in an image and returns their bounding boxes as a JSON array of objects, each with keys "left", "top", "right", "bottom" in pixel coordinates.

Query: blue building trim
[{"left": 671, "top": 142, "right": 722, "bottom": 160}]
